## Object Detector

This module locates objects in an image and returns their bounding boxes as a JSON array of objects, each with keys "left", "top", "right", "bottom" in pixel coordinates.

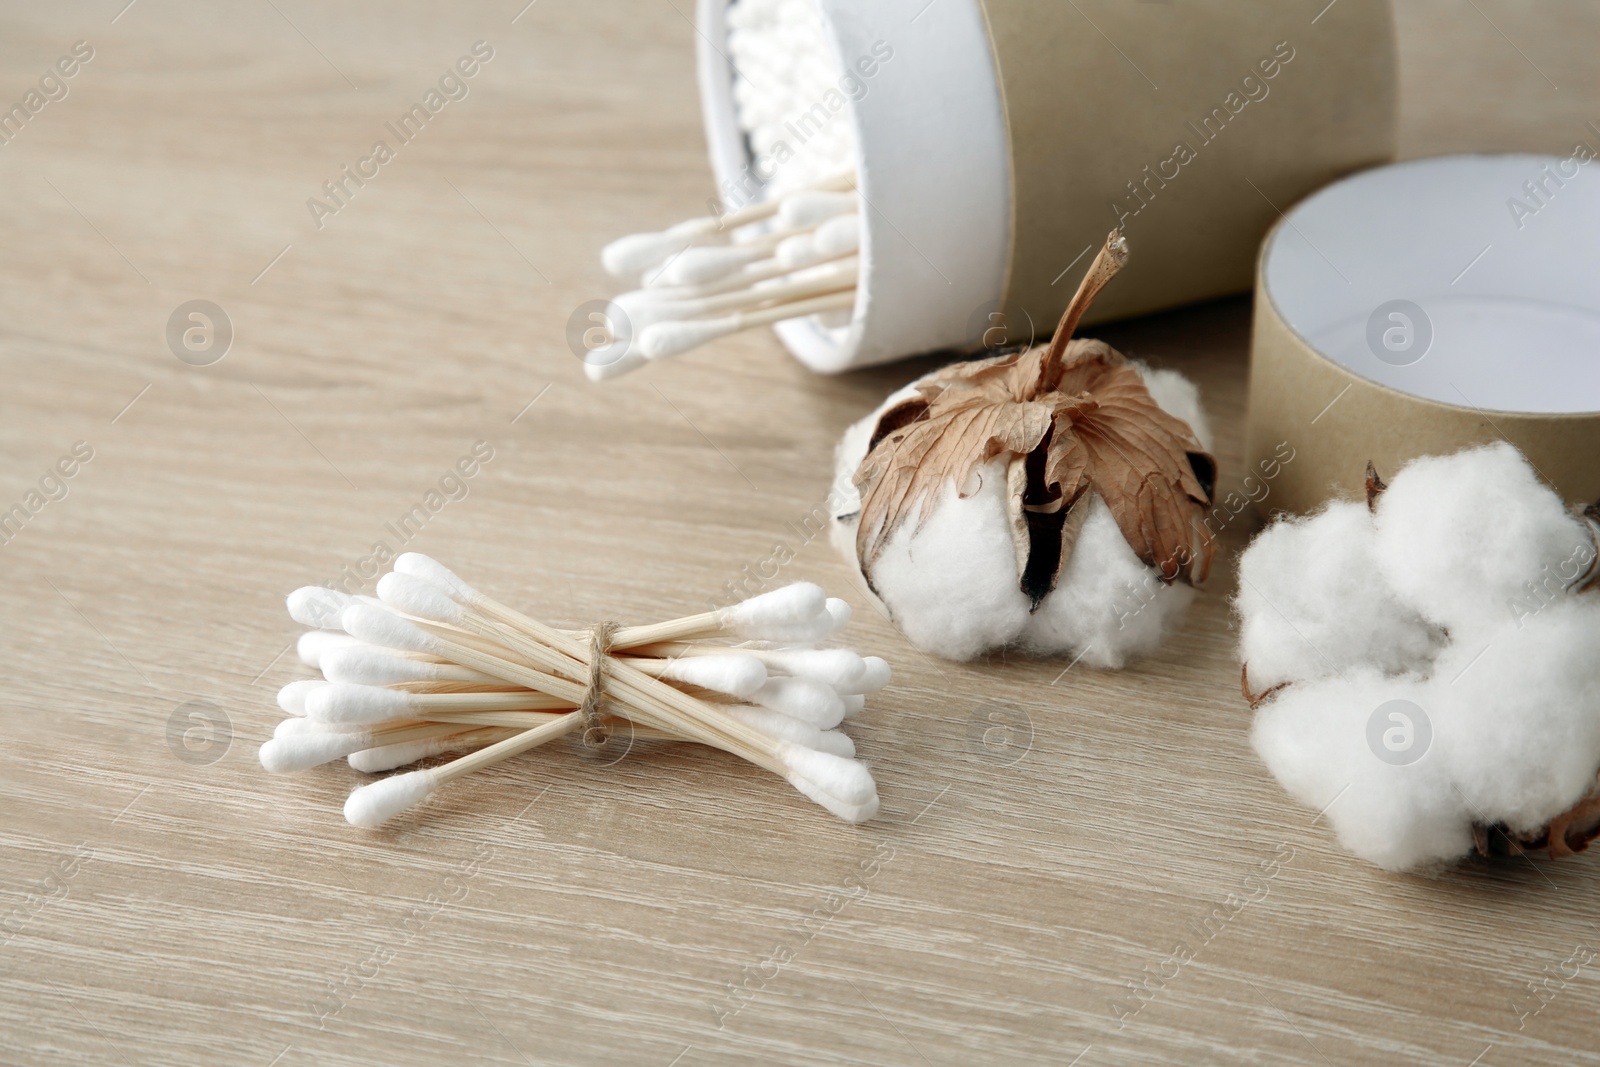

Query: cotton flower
[
  {"left": 1238, "top": 442, "right": 1600, "bottom": 870},
  {"left": 829, "top": 359, "right": 1214, "bottom": 665}
]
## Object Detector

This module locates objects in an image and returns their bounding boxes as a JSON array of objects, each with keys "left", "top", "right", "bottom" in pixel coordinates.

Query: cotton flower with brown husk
[{"left": 829, "top": 231, "right": 1218, "bottom": 663}]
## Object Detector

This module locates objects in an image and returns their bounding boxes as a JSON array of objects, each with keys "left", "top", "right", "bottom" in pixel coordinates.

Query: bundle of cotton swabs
[
  {"left": 261, "top": 553, "right": 890, "bottom": 827},
  {"left": 591, "top": 169, "right": 860, "bottom": 379}
]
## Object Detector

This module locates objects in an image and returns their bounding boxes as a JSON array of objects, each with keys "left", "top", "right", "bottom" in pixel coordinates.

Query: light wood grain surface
[{"left": 3, "top": 3, "right": 1599, "bottom": 1065}]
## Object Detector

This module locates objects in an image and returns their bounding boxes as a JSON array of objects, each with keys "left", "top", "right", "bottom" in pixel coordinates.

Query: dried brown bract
[{"left": 852, "top": 231, "right": 1216, "bottom": 608}]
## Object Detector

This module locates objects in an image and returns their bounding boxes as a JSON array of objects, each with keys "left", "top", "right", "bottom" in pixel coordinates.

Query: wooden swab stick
[
  {"left": 643, "top": 225, "right": 815, "bottom": 289},
  {"left": 375, "top": 573, "right": 869, "bottom": 806},
  {"left": 636, "top": 251, "right": 857, "bottom": 303},
  {"left": 639, "top": 291, "right": 856, "bottom": 361},
  {"left": 601, "top": 171, "right": 857, "bottom": 276},
  {"left": 345, "top": 713, "right": 586, "bottom": 827},
  {"left": 639, "top": 268, "right": 857, "bottom": 323}
]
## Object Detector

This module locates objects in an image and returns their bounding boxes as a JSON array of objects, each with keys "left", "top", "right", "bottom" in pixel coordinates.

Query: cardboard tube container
[
  {"left": 696, "top": 0, "right": 1397, "bottom": 371},
  {"left": 1245, "top": 153, "right": 1600, "bottom": 515}
]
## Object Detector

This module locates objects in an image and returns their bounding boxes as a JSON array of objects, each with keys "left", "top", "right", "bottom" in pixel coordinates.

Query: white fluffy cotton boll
[
  {"left": 831, "top": 365, "right": 1208, "bottom": 663},
  {"left": 1021, "top": 496, "right": 1194, "bottom": 669},
  {"left": 1434, "top": 598, "right": 1600, "bottom": 836},
  {"left": 1373, "top": 442, "right": 1589, "bottom": 636},
  {"left": 1251, "top": 670, "right": 1474, "bottom": 871},
  {"left": 861, "top": 456, "right": 1036, "bottom": 661},
  {"left": 1236, "top": 501, "right": 1444, "bottom": 690}
]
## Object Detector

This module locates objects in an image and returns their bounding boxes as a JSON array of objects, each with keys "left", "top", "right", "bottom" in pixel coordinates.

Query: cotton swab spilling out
[
  {"left": 262, "top": 555, "right": 891, "bottom": 828},
  {"left": 590, "top": 170, "right": 863, "bottom": 379}
]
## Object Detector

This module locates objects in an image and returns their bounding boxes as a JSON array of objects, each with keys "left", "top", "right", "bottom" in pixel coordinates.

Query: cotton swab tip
[
  {"left": 602, "top": 231, "right": 687, "bottom": 276},
  {"left": 724, "top": 582, "right": 827, "bottom": 631},
  {"left": 340, "top": 603, "right": 440, "bottom": 656},
  {"left": 320, "top": 645, "right": 434, "bottom": 686},
  {"left": 815, "top": 730, "right": 856, "bottom": 759},
  {"left": 376, "top": 572, "right": 467, "bottom": 626},
  {"left": 758, "top": 648, "right": 866, "bottom": 688},
  {"left": 752, "top": 676, "right": 846, "bottom": 729},
  {"left": 657, "top": 245, "right": 761, "bottom": 287},
  {"left": 259, "top": 731, "right": 372, "bottom": 774},
  {"left": 847, "top": 656, "right": 891, "bottom": 695},
  {"left": 296, "top": 630, "right": 358, "bottom": 668},
  {"left": 813, "top": 214, "right": 861, "bottom": 259},
  {"left": 779, "top": 744, "right": 877, "bottom": 807},
  {"left": 392, "top": 553, "right": 480, "bottom": 604},
  {"left": 287, "top": 586, "right": 353, "bottom": 629},
  {"left": 344, "top": 769, "right": 438, "bottom": 828},
  {"left": 276, "top": 679, "right": 326, "bottom": 716},
  {"left": 656, "top": 654, "right": 768, "bottom": 698},
  {"left": 305, "top": 682, "right": 415, "bottom": 724},
  {"left": 273, "top": 717, "right": 314, "bottom": 739},
  {"left": 639, "top": 318, "right": 738, "bottom": 360}
]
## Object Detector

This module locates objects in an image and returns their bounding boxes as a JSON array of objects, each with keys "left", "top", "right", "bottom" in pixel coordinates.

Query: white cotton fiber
[
  {"left": 1237, "top": 501, "right": 1444, "bottom": 691},
  {"left": 830, "top": 365, "right": 1209, "bottom": 663},
  {"left": 860, "top": 455, "right": 1034, "bottom": 661},
  {"left": 1251, "top": 671, "right": 1472, "bottom": 871},
  {"left": 1433, "top": 598, "right": 1600, "bottom": 835},
  {"left": 1373, "top": 442, "right": 1590, "bottom": 636},
  {"left": 1239, "top": 443, "right": 1600, "bottom": 870},
  {"left": 1021, "top": 496, "right": 1195, "bottom": 670}
]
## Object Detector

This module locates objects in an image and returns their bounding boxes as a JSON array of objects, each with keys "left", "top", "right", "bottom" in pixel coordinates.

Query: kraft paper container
[
  {"left": 1245, "top": 153, "right": 1600, "bottom": 516},
  {"left": 695, "top": 0, "right": 1397, "bottom": 372}
]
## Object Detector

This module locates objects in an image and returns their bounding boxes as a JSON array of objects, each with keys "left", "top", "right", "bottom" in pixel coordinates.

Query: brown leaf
[{"left": 853, "top": 231, "right": 1215, "bottom": 599}]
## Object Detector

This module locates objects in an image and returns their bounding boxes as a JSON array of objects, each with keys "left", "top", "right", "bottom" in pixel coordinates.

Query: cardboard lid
[{"left": 1245, "top": 153, "right": 1600, "bottom": 516}]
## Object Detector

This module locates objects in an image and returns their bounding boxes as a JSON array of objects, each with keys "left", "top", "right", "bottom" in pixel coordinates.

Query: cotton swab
[
  {"left": 348, "top": 727, "right": 518, "bottom": 774},
  {"left": 600, "top": 170, "right": 856, "bottom": 278},
  {"left": 593, "top": 174, "right": 866, "bottom": 377},
  {"left": 277, "top": 679, "right": 326, "bottom": 716},
  {"left": 776, "top": 214, "right": 861, "bottom": 269},
  {"left": 320, "top": 645, "right": 503, "bottom": 687},
  {"left": 777, "top": 190, "right": 857, "bottom": 229},
  {"left": 374, "top": 562, "right": 878, "bottom": 819},
  {"left": 625, "top": 261, "right": 857, "bottom": 326},
  {"left": 344, "top": 712, "right": 584, "bottom": 828},
  {"left": 640, "top": 291, "right": 856, "bottom": 361},
  {"left": 297, "top": 630, "right": 359, "bottom": 668},
  {"left": 264, "top": 558, "right": 887, "bottom": 828},
  {"left": 602, "top": 216, "right": 723, "bottom": 276},
  {"left": 288, "top": 586, "right": 353, "bottom": 629}
]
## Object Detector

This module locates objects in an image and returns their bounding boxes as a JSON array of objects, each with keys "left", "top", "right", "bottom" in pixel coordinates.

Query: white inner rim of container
[
  {"left": 1263, "top": 153, "right": 1600, "bottom": 415},
  {"left": 698, "top": 0, "right": 1010, "bottom": 372}
]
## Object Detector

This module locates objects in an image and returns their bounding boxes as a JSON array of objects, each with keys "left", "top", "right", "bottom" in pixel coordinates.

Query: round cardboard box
[{"left": 1245, "top": 153, "right": 1600, "bottom": 516}]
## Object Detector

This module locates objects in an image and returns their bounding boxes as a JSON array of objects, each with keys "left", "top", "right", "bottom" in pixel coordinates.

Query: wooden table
[{"left": 3, "top": 2, "right": 1598, "bottom": 1064}]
